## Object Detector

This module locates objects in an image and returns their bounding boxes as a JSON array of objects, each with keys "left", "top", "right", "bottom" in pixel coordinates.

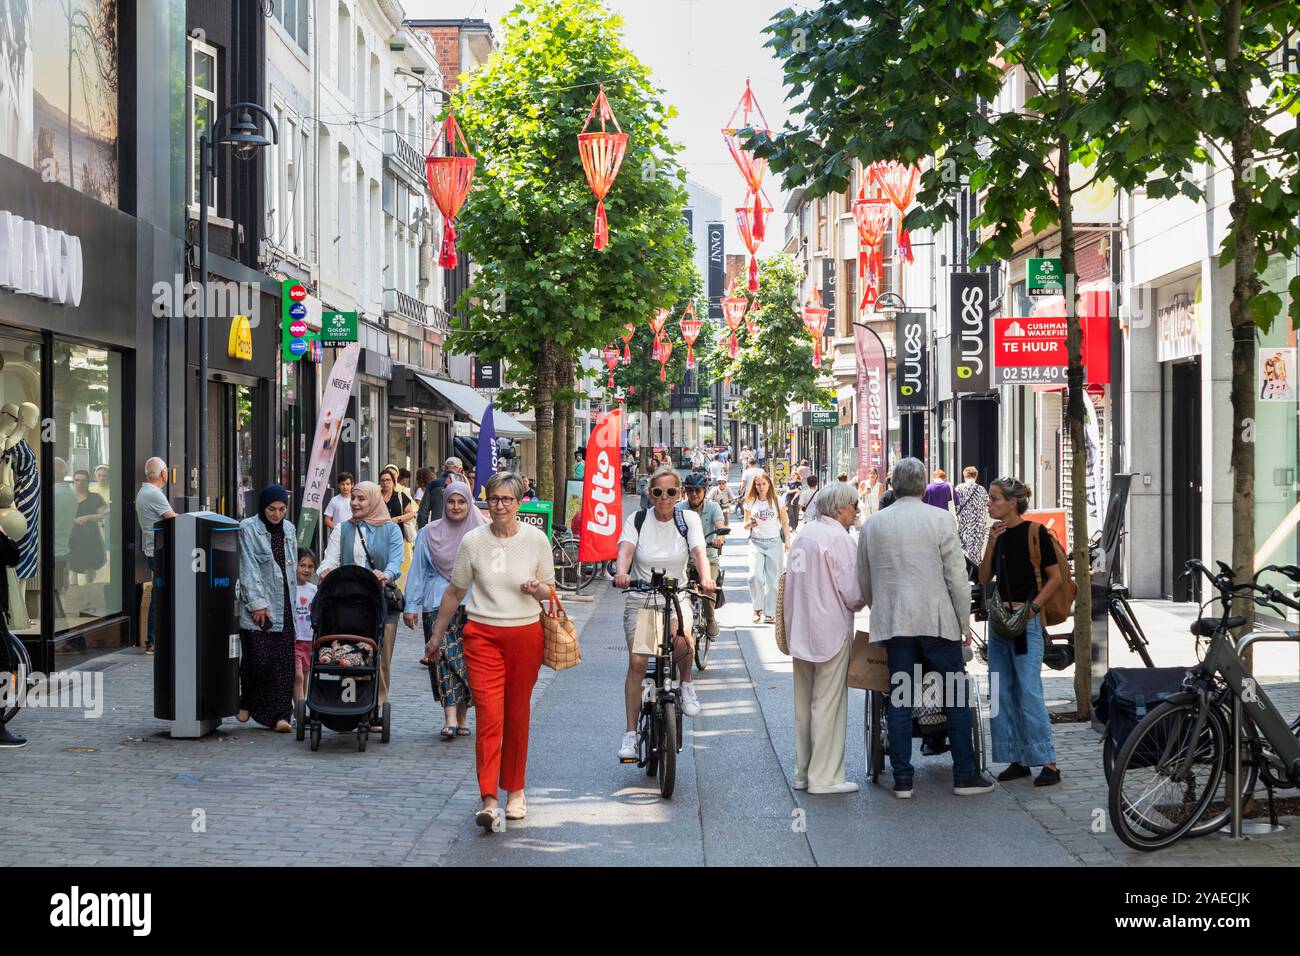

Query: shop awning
[{"left": 415, "top": 374, "right": 535, "bottom": 439}]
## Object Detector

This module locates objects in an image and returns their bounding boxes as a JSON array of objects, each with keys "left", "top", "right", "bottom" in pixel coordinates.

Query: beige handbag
[
  {"left": 773, "top": 572, "right": 789, "bottom": 655},
  {"left": 540, "top": 587, "right": 581, "bottom": 671},
  {"left": 847, "top": 630, "right": 890, "bottom": 692},
  {"left": 631, "top": 602, "right": 692, "bottom": 657}
]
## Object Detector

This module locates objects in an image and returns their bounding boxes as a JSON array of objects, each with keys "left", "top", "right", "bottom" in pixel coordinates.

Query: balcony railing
[
  {"left": 428, "top": 303, "right": 451, "bottom": 335},
  {"left": 383, "top": 287, "right": 426, "bottom": 323},
  {"left": 383, "top": 129, "right": 426, "bottom": 189}
]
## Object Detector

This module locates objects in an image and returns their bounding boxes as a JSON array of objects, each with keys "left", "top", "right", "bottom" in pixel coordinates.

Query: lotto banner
[
  {"left": 578, "top": 409, "right": 622, "bottom": 563},
  {"left": 297, "top": 342, "right": 361, "bottom": 547}
]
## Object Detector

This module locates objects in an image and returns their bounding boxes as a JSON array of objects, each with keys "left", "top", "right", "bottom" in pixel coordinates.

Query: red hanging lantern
[
  {"left": 650, "top": 308, "right": 671, "bottom": 338},
  {"left": 851, "top": 184, "right": 891, "bottom": 311},
  {"left": 722, "top": 79, "right": 773, "bottom": 242},
  {"left": 577, "top": 85, "right": 629, "bottom": 250},
  {"left": 720, "top": 277, "right": 749, "bottom": 356},
  {"left": 603, "top": 344, "right": 620, "bottom": 388},
  {"left": 653, "top": 337, "right": 674, "bottom": 381},
  {"left": 679, "top": 301, "right": 702, "bottom": 369},
  {"left": 424, "top": 110, "right": 476, "bottom": 270},
  {"left": 736, "top": 189, "right": 772, "bottom": 292},
  {"left": 802, "top": 287, "right": 830, "bottom": 367},
  {"left": 620, "top": 322, "right": 635, "bottom": 364},
  {"left": 871, "top": 161, "right": 921, "bottom": 263}
]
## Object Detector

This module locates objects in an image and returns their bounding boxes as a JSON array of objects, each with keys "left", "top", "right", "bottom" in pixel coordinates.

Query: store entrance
[
  {"left": 958, "top": 397, "right": 999, "bottom": 486},
  {"left": 1170, "top": 358, "right": 1202, "bottom": 601},
  {"left": 204, "top": 378, "right": 261, "bottom": 519}
]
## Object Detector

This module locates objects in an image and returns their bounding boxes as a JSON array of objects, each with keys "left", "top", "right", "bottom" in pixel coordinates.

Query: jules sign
[
  {"left": 895, "top": 312, "right": 928, "bottom": 408},
  {"left": 950, "top": 273, "right": 990, "bottom": 392}
]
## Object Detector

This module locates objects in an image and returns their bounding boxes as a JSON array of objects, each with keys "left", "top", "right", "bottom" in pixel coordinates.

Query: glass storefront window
[
  {"left": 53, "top": 341, "right": 122, "bottom": 634},
  {"left": 0, "top": 332, "right": 42, "bottom": 638}
]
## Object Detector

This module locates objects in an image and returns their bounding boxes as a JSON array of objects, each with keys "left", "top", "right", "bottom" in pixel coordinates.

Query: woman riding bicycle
[{"left": 612, "top": 466, "right": 715, "bottom": 762}]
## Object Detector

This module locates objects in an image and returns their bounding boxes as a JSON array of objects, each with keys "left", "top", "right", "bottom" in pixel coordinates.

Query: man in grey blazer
[{"left": 857, "top": 457, "right": 993, "bottom": 798}]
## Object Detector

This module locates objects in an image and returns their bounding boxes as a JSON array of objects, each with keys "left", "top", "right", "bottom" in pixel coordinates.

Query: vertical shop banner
[
  {"left": 855, "top": 324, "right": 887, "bottom": 481},
  {"left": 578, "top": 409, "right": 622, "bottom": 562},
  {"left": 950, "top": 272, "right": 991, "bottom": 392},
  {"left": 474, "top": 405, "right": 498, "bottom": 499},
  {"left": 707, "top": 223, "right": 725, "bottom": 320},
  {"left": 297, "top": 343, "right": 362, "bottom": 547},
  {"left": 822, "top": 258, "right": 837, "bottom": 335},
  {"left": 895, "top": 311, "right": 928, "bottom": 408},
  {"left": 1082, "top": 393, "right": 1105, "bottom": 540}
]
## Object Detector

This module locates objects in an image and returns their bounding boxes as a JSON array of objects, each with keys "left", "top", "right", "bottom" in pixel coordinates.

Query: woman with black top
[{"left": 978, "top": 477, "right": 1062, "bottom": 787}]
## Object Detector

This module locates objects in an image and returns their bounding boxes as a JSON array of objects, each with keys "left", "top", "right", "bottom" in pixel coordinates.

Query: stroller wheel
[
  {"left": 294, "top": 699, "right": 306, "bottom": 741},
  {"left": 309, "top": 722, "right": 320, "bottom": 752},
  {"left": 358, "top": 727, "right": 368, "bottom": 752},
  {"left": 380, "top": 703, "right": 391, "bottom": 744}
]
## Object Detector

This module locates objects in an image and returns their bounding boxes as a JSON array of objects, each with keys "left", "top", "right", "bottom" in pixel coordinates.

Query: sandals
[
  {"left": 455, "top": 726, "right": 472, "bottom": 737},
  {"left": 440, "top": 725, "right": 456, "bottom": 740},
  {"left": 753, "top": 610, "right": 762, "bottom": 623}
]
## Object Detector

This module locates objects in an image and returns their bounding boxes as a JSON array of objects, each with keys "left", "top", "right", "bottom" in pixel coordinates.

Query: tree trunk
[
  {"left": 1057, "top": 93, "right": 1093, "bottom": 721},
  {"left": 534, "top": 338, "right": 558, "bottom": 504},
  {"left": 551, "top": 355, "right": 569, "bottom": 516}
]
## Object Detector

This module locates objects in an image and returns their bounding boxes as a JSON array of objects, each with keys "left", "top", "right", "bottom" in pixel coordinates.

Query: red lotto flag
[{"left": 578, "top": 409, "right": 623, "bottom": 562}]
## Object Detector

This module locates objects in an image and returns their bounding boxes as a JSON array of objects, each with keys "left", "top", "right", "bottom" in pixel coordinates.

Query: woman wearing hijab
[
  {"left": 319, "top": 480, "right": 405, "bottom": 727},
  {"left": 403, "top": 479, "right": 482, "bottom": 739},
  {"left": 236, "top": 485, "right": 298, "bottom": 731}
]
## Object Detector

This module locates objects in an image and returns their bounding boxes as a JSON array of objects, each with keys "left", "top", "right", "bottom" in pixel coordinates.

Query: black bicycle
[
  {"left": 1107, "top": 559, "right": 1300, "bottom": 851},
  {"left": 621, "top": 571, "right": 713, "bottom": 799},
  {"left": 690, "top": 527, "right": 730, "bottom": 671},
  {"left": 0, "top": 625, "right": 31, "bottom": 727}
]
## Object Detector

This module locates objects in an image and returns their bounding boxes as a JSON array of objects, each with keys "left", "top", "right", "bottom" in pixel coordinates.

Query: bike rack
[{"left": 1228, "top": 629, "right": 1300, "bottom": 839}]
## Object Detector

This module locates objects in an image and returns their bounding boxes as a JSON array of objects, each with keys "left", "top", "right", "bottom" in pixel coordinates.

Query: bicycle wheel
[
  {"left": 640, "top": 706, "right": 657, "bottom": 777},
  {"left": 1184, "top": 709, "right": 1259, "bottom": 838},
  {"left": 1, "top": 631, "right": 31, "bottom": 725},
  {"left": 552, "top": 544, "right": 578, "bottom": 591},
  {"left": 658, "top": 699, "right": 678, "bottom": 799},
  {"left": 692, "top": 598, "right": 711, "bottom": 671},
  {"left": 1108, "top": 697, "right": 1227, "bottom": 851}
]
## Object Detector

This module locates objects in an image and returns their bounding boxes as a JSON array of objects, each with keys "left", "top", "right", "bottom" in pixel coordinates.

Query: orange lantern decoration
[
  {"left": 720, "top": 278, "right": 749, "bottom": 356},
  {"left": 679, "top": 301, "right": 702, "bottom": 369},
  {"left": 723, "top": 79, "right": 772, "bottom": 242},
  {"left": 736, "top": 189, "right": 772, "bottom": 292},
  {"left": 620, "top": 322, "right": 635, "bottom": 364},
  {"left": 577, "top": 85, "right": 629, "bottom": 250},
  {"left": 603, "top": 345, "right": 620, "bottom": 388},
  {"left": 650, "top": 307, "right": 671, "bottom": 338},
  {"left": 851, "top": 182, "right": 891, "bottom": 311},
  {"left": 653, "top": 337, "right": 674, "bottom": 381},
  {"left": 872, "top": 161, "right": 921, "bottom": 263},
  {"left": 425, "top": 110, "right": 477, "bottom": 270},
  {"left": 802, "top": 287, "right": 830, "bottom": 367}
]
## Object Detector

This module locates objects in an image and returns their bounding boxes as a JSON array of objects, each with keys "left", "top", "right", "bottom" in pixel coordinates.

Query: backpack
[{"left": 1026, "top": 521, "right": 1077, "bottom": 626}]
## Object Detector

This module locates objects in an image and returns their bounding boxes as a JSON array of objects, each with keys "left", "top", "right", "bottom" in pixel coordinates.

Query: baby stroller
[{"left": 295, "top": 565, "right": 389, "bottom": 752}]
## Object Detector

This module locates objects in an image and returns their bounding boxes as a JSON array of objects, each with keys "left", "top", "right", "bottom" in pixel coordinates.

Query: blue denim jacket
[
  {"left": 403, "top": 533, "right": 472, "bottom": 614},
  {"left": 237, "top": 516, "right": 298, "bottom": 633},
  {"left": 337, "top": 519, "right": 404, "bottom": 581}
]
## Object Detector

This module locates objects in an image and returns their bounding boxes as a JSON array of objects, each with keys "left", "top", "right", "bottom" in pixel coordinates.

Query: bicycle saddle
[
  {"left": 1110, "top": 585, "right": 1130, "bottom": 599},
  {"left": 1190, "top": 616, "right": 1246, "bottom": 636}
]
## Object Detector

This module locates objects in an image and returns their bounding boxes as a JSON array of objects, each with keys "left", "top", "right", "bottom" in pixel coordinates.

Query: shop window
[
  {"left": 0, "top": 333, "right": 42, "bottom": 639},
  {"left": 52, "top": 342, "right": 122, "bottom": 635},
  {"left": 189, "top": 37, "right": 219, "bottom": 215}
]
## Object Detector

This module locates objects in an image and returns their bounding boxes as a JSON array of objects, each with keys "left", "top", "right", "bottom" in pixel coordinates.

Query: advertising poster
[
  {"left": 1259, "top": 348, "right": 1296, "bottom": 402},
  {"left": 297, "top": 342, "right": 361, "bottom": 546}
]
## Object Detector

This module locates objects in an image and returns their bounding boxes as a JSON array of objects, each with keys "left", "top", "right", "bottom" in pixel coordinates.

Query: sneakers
[
  {"left": 893, "top": 778, "right": 913, "bottom": 799},
  {"left": 792, "top": 776, "right": 808, "bottom": 791},
  {"left": 679, "top": 683, "right": 701, "bottom": 718},
  {"left": 808, "top": 780, "right": 859, "bottom": 795},
  {"left": 996, "top": 762, "right": 1032, "bottom": 782},
  {"left": 1034, "top": 766, "right": 1061, "bottom": 787},
  {"left": 0, "top": 727, "right": 27, "bottom": 748},
  {"left": 953, "top": 773, "right": 995, "bottom": 796},
  {"left": 618, "top": 731, "right": 638, "bottom": 762}
]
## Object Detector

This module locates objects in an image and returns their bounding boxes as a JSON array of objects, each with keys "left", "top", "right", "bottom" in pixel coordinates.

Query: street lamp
[{"left": 197, "top": 102, "right": 277, "bottom": 508}]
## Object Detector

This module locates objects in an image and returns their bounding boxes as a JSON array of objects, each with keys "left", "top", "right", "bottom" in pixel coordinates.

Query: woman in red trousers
[{"left": 423, "top": 472, "right": 556, "bottom": 832}]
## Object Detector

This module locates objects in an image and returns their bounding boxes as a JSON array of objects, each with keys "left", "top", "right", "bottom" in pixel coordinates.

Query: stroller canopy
[{"left": 310, "top": 564, "right": 387, "bottom": 640}]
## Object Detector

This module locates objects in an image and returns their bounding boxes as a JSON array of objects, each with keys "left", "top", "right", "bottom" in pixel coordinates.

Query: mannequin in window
[
  {"left": 0, "top": 493, "right": 26, "bottom": 747},
  {"left": 2, "top": 403, "right": 39, "bottom": 580}
]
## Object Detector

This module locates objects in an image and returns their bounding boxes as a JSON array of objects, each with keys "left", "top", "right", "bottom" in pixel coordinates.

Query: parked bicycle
[
  {"left": 620, "top": 570, "right": 713, "bottom": 799},
  {"left": 688, "top": 527, "right": 730, "bottom": 671},
  {"left": 0, "top": 624, "right": 32, "bottom": 728},
  {"left": 551, "top": 528, "right": 597, "bottom": 592},
  {"left": 1107, "top": 559, "right": 1300, "bottom": 851}
]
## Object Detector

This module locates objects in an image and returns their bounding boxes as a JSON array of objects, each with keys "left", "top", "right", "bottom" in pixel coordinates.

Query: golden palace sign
[{"left": 228, "top": 315, "right": 254, "bottom": 360}]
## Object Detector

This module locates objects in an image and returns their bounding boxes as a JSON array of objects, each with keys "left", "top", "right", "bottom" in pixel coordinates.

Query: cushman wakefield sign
[{"left": 951, "top": 272, "right": 990, "bottom": 392}]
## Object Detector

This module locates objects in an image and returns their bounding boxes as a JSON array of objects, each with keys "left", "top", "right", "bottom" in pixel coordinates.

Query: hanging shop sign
[
  {"left": 822, "top": 258, "right": 837, "bottom": 334},
  {"left": 319, "top": 310, "right": 358, "bottom": 347},
  {"left": 0, "top": 211, "right": 84, "bottom": 307},
  {"left": 993, "top": 314, "right": 1110, "bottom": 386},
  {"left": 1026, "top": 258, "right": 1063, "bottom": 297},
  {"left": 707, "top": 223, "right": 725, "bottom": 320},
  {"left": 1259, "top": 347, "right": 1296, "bottom": 402},
  {"left": 895, "top": 311, "right": 928, "bottom": 408},
  {"left": 227, "top": 315, "right": 254, "bottom": 360},
  {"left": 854, "top": 324, "right": 888, "bottom": 481},
  {"left": 950, "top": 272, "right": 991, "bottom": 392},
  {"left": 810, "top": 408, "right": 837, "bottom": 427},
  {"left": 472, "top": 357, "right": 502, "bottom": 389},
  {"left": 281, "top": 280, "right": 313, "bottom": 361},
  {"left": 1156, "top": 298, "right": 1201, "bottom": 362}
]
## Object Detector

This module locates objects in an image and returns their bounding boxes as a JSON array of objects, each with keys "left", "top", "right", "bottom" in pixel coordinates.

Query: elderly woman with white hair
[{"left": 782, "top": 480, "right": 867, "bottom": 794}]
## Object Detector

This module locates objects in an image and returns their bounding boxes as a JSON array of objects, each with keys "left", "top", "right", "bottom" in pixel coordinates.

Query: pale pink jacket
[{"left": 783, "top": 516, "right": 866, "bottom": 663}]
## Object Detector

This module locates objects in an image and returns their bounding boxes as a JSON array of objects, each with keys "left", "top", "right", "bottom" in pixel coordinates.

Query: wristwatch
[{"left": 1028, "top": 600, "right": 1041, "bottom": 615}]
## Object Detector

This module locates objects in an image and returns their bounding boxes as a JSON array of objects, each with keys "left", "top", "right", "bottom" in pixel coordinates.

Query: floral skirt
[{"left": 424, "top": 607, "right": 471, "bottom": 708}]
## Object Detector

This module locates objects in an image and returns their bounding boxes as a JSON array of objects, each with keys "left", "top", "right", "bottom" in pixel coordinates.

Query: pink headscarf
[
  {"left": 424, "top": 479, "right": 485, "bottom": 579},
  {"left": 350, "top": 481, "right": 391, "bottom": 526}
]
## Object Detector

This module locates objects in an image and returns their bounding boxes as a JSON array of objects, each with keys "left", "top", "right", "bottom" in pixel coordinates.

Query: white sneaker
[
  {"left": 807, "top": 781, "right": 860, "bottom": 795},
  {"left": 679, "top": 683, "right": 701, "bottom": 717},
  {"left": 618, "top": 731, "right": 638, "bottom": 761}
]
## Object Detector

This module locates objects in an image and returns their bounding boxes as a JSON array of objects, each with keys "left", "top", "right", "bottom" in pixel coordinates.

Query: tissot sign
[{"left": 950, "top": 273, "right": 990, "bottom": 392}]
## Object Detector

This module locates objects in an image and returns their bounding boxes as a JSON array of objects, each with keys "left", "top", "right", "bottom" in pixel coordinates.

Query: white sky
[{"left": 404, "top": 0, "right": 795, "bottom": 256}]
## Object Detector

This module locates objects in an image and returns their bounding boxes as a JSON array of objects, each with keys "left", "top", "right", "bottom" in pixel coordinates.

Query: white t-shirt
[
  {"left": 618, "top": 508, "right": 705, "bottom": 583},
  {"left": 707, "top": 459, "right": 724, "bottom": 481},
  {"left": 745, "top": 498, "right": 782, "bottom": 539},
  {"left": 740, "top": 465, "right": 764, "bottom": 499},
  {"left": 293, "top": 581, "right": 317, "bottom": 643},
  {"left": 323, "top": 494, "right": 352, "bottom": 527}
]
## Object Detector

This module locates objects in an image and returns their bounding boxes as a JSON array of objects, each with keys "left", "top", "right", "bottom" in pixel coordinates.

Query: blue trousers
[
  {"left": 748, "top": 536, "right": 783, "bottom": 617},
  {"left": 884, "top": 635, "right": 976, "bottom": 782},
  {"left": 987, "top": 616, "right": 1057, "bottom": 766}
]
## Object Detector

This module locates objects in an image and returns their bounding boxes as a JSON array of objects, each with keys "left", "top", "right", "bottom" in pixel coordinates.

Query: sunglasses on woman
[{"left": 650, "top": 487, "right": 680, "bottom": 498}]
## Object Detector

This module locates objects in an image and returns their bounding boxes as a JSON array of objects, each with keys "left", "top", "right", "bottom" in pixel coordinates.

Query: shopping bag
[
  {"left": 847, "top": 630, "right": 890, "bottom": 692},
  {"left": 540, "top": 587, "right": 581, "bottom": 671}
]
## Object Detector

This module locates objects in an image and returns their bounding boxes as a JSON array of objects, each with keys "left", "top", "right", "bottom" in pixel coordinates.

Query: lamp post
[{"left": 198, "top": 103, "right": 277, "bottom": 508}]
